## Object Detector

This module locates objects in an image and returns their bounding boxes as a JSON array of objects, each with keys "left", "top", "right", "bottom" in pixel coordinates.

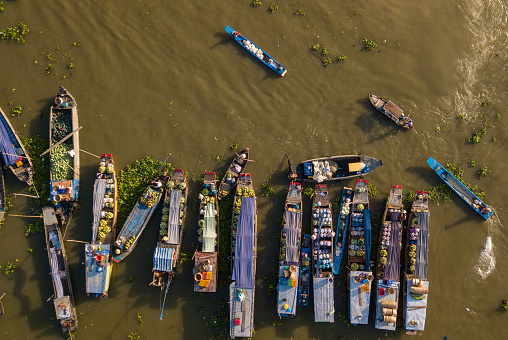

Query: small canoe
[
  {"left": 403, "top": 191, "right": 430, "bottom": 334},
  {"left": 43, "top": 206, "right": 78, "bottom": 333},
  {"left": 217, "top": 148, "right": 249, "bottom": 200},
  {"left": 369, "top": 94, "right": 413, "bottom": 129},
  {"left": 112, "top": 172, "right": 169, "bottom": 263},
  {"left": 297, "top": 234, "right": 311, "bottom": 307},
  {"left": 333, "top": 187, "right": 353, "bottom": 274},
  {"left": 49, "top": 86, "right": 80, "bottom": 233},
  {"left": 85, "top": 154, "right": 117, "bottom": 298},
  {"left": 0, "top": 106, "right": 34, "bottom": 185},
  {"left": 193, "top": 171, "right": 219, "bottom": 293},
  {"left": 427, "top": 157, "right": 493, "bottom": 220},
  {"left": 289, "top": 154, "right": 383, "bottom": 182},
  {"left": 225, "top": 26, "right": 287, "bottom": 76},
  {"left": 276, "top": 182, "right": 303, "bottom": 317},
  {"left": 374, "top": 185, "right": 404, "bottom": 331}
]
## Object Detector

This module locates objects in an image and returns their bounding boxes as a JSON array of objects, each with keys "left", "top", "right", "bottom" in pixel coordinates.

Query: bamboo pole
[
  {"left": 62, "top": 159, "right": 80, "bottom": 176},
  {"left": 66, "top": 239, "right": 88, "bottom": 244},
  {"left": 7, "top": 214, "right": 42, "bottom": 218},
  {"left": 40, "top": 126, "right": 83, "bottom": 156},
  {"left": 12, "top": 193, "right": 39, "bottom": 199},
  {"left": 79, "top": 149, "right": 100, "bottom": 159},
  {"left": 2, "top": 153, "right": 29, "bottom": 159}
]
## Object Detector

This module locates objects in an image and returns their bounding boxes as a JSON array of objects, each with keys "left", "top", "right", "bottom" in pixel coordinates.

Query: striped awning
[{"left": 153, "top": 245, "right": 175, "bottom": 272}]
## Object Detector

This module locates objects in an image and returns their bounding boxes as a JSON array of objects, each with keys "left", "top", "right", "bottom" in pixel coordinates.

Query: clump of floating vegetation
[
  {"left": 478, "top": 165, "right": 489, "bottom": 179},
  {"left": 1, "top": 22, "right": 30, "bottom": 43},
  {"left": 295, "top": 8, "right": 306, "bottom": 15},
  {"left": 363, "top": 38, "right": 377, "bottom": 51},
  {"left": 270, "top": 4, "right": 278, "bottom": 12},
  {"left": 11, "top": 105, "right": 22, "bottom": 117},
  {"left": 253, "top": 0, "right": 262, "bottom": 6},
  {"left": 337, "top": 54, "right": 347, "bottom": 62}
]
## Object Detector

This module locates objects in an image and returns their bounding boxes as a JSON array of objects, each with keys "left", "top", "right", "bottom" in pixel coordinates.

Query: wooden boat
[
  {"left": 85, "top": 155, "right": 117, "bottom": 298},
  {"left": 193, "top": 172, "right": 219, "bottom": 293},
  {"left": 43, "top": 206, "right": 78, "bottom": 334},
  {"left": 311, "top": 184, "right": 334, "bottom": 322},
  {"left": 297, "top": 234, "right": 311, "bottom": 307},
  {"left": 347, "top": 179, "right": 373, "bottom": 325},
  {"left": 153, "top": 169, "right": 188, "bottom": 319},
  {"left": 427, "top": 157, "right": 493, "bottom": 220},
  {"left": 288, "top": 154, "right": 383, "bottom": 182},
  {"left": 0, "top": 293, "right": 5, "bottom": 317},
  {"left": 0, "top": 106, "right": 34, "bottom": 185},
  {"left": 403, "top": 191, "right": 430, "bottom": 334},
  {"left": 229, "top": 173, "right": 257, "bottom": 338},
  {"left": 368, "top": 94, "right": 413, "bottom": 129},
  {"left": 218, "top": 148, "right": 249, "bottom": 200},
  {"left": 374, "top": 185, "right": 404, "bottom": 331},
  {"left": 276, "top": 182, "right": 303, "bottom": 317},
  {"left": 333, "top": 187, "right": 353, "bottom": 274},
  {"left": 49, "top": 86, "right": 80, "bottom": 233},
  {"left": 112, "top": 172, "right": 169, "bottom": 263},
  {"left": 225, "top": 26, "right": 287, "bottom": 76}
]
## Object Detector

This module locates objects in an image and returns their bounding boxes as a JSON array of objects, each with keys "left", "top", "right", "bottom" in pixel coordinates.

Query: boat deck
[
  {"left": 193, "top": 251, "right": 217, "bottom": 292},
  {"left": 313, "top": 277, "right": 334, "bottom": 322},
  {"left": 277, "top": 266, "right": 299, "bottom": 316},
  {"left": 85, "top": 244, "right": 111, "bottom": 295},
  {"left": 349, "top": 270, "right": 372, "bottom": 325},
  {"left": 374, "top": 280, "right": 400, "bottom": 330},
  {"left": 229, "top": 285, "right": 254, "bottom": 338},
  {"left": 405, "top": 280, "right": 429, "bottom": 332},
  {"left": 384, "top": 100, "right": 403, "bottom": 117}
]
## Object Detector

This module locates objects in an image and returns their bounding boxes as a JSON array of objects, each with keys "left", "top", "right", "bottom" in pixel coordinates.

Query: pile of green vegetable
[
  {"left": 51, "top": 110, "right": 72, "bottom": 142},
  {"left": 50, "top": 143, "right": 74, "bottom": 180}
]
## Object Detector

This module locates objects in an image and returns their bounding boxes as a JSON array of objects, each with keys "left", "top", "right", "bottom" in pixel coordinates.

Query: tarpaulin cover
[
  {"left": 383, "top": 211, "right": 401, "bottom": 281},
  {"left": 284, "top": 210, "right": 302, "bottom": 265},
  {"left": 50, "top": 247, "right": 64, "bottom": 298},
  {"left": 0, "top": 117, "right": 18, "bottom": 166},
  {"left": 313, "top": 277, "right": 334, "bottom": 322},
  {"left": 167, "top": 190, "right": 182, "bottom": 245},
  {"left": 91, "top": 179, "right": 107, "bottom": 243},
  {"left": 202, "top": 203, "right": 217, "bottom": 252},
  {"left": 231, "top": 197, "right": 255, "bottom": 289},
  {"left": 415, "top": 212, "right": 429, "bottom": 280},
  {"left": 363, "top": 209, "right": 371, "bottom": 270},
  {"left": 153, "top": 245, "right": 175, "bottom": 272}
]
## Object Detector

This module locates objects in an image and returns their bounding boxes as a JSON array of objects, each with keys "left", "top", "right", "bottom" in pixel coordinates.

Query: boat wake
[{"left": 474, "top": 215, "right": 504, "bottom": 280}]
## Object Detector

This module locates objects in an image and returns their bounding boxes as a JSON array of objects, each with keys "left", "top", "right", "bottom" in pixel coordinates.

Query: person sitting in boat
[
  {"left": 232, "top": 31, "right": 240, "bottom": 38},
  {"left": 150, "top": 179, "right": 162, "bottom": 189}
]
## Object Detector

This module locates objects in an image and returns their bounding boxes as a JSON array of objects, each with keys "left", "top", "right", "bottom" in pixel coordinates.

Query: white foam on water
[{"left": 475, "top": 236, "right": 495, "bottom": 279}]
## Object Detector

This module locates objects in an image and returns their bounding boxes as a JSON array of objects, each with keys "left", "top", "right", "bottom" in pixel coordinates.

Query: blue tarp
[
  {"left": 313, "top": 277, "right": 334, "bottom": 322},
  {"left": 303, "top": 163, "right": 313, "bottom": 176},
  {"left": 153, "top": 245, "right": 174, "bottom": 272},
  {"left": 415, "top": 212, "right": 429, "bottom": 280},
  {"left": 363, "top": 209, "right": 371, "bottom": 270},
  {"left": 231, "top": 197, "right": 255, "bottom": 289},
  {"left": 0, "top": 117, "right": 19, "bottom": 166},
  {"left": 91, "top": 179, "right": 107, "bottom": 243},
  {"left": 167, "top": 190, "right": 182, "bottom": 245},
  {"left": 384, "top": 212, "right": 401, "bottom": 281}
]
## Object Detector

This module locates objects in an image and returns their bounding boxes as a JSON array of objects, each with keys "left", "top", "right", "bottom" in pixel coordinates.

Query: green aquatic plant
[
  {"left": 253, "top": 0, "right": 262, "bottom": 6},
  {"left": 322, "top": 57, "right": 332, "bottom": 66},
  {"left": 469, "top": 160, "right": 476, "bottom": 168},
  {"left": 322, "top": 47, "right": 328, "bottom": 56},
  {"left": 127, "top": 331, "right": 140, "bottom": 340},
  {"left": 363, "top": 38, "right": 376, "bottom": 51},
  {"left": 46, "top": 64, "right": 54, "bottom": 75},
  {"left": 11, "top": 105, "right": 22, "bottom": 117},
  {"left": 468, "top": 127, "right": 487, "bottom": 143},
  {"left": 137, "top": 312, "right": 144, "bottom": 325},
  {"left": 270, "top": 4, "right": 278, "bottom": 12},
  {"left": 67, "top": 62, "right": 74, "bottom": 70},
  {"left": 262, "top": 183, "right": 274, "bottom": 197},
  {"left": 368, "top": 183, "right": 379, "bottom": 197},
  {"left": 478, "top": 165, "right": 489, "bottom": 179},
  {"left": 501, "top": 300, "right": 508, "bottom": 312},
  {"left": 295, "top": 8, "right": 306, "bottom": 15},
  {"left": 302, "top": 187, "right": 314, "bottom": 199},
  {"left": 337, "top": 54, "right": 347, "bottom": 62},
  {"left": 1, "top": 260, "right": 18, "bottom": 275},
  {"left": 1, "top": 22, "right": 30, "bottom": 43},
  {"left": 0, "top": 2, "right": 4, "bottom": 12},
  {"left": 230, "top": 143, "right": 239, "bottom": 151},
  {"left": 312, "top": 44, "right": 321, "bottom": 51}
]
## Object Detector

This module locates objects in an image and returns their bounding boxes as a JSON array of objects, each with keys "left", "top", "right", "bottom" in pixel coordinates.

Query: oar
[
  {"left": 0, "top": 293, "right": 5, "bottom": 300},
  {"left": 7, "top": 214, "right": 42, "bottom": 218},
  {"left": 12, "top": 193, "right": 39, "bottom": 199},
  {"left": 79, "top": 149, "right": 100, "bottom": 159},
  {"left": 40, "top": 126, "right": 83, "bottom": 156},
  {"left": 159, "top": 282, "right": 170, "bottom": 320}
]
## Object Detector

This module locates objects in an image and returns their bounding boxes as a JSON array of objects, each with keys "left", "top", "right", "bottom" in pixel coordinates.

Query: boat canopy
[
  {"left": 313, "top": 277, "right": 334, "bottom": 322},
  {"left": 231, "top": 197, "right": 255, "bottom": 289},
  {"left": 363, "top": 209, "right": 371, "bottom": 269},
  {"left": 91, "top": 179, "right": 107, "bottom": 243},
  {"left": 167, "top": 190, "right": 182, "bottom": 245},
  {"left": 383, "top": 211, "right": 401, "bottom": 281},
  {"left": 0, "top": 119, "right": 19, "bottom": 167},
  {"left": 284, "top": 210, "right": 302, "bottom": 265},
  {"left": 153, "top": 245, "right": 175, "bottom": 272},
  {"left": 384, "top": 100, "right": 403, "bottom": 117},
  {"left": 202, "top": 203, "right": 217, "bottom": 252},
  {"left": 50, "top": 247, "right": 64, "bottom": 298},
  {"left": 415, "top": 211, "right": 429, "bottom": 280}
]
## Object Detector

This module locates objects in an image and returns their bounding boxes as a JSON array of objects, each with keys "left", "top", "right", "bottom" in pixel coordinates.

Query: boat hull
[
  {"left": 218, "top": 148, "right": 249, "bottom": 200},
  {"left": 368, "top": 94, "right": 413, "bottom": 129},
  {"left": 333, "top": 187, "right": 353, "bottom": 274}
]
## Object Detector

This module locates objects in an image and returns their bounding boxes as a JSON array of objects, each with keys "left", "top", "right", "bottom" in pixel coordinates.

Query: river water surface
[{"left": 0, "top": 1, "right": 507, "bottom": 339}]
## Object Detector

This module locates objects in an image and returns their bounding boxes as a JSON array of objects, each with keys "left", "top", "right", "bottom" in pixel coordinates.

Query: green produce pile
[
  {"left": 51, "top": 110, "right": 72, "bottom": 142},
  {"left": 50, "top": 143, "right": 74, "bottom": 180}
]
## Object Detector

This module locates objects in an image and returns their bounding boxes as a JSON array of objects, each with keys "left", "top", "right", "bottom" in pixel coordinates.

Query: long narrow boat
[
  {"left": 49, "top": 87, "right": 80, "bottom": 232},
  {"left": 0, "top": 168, "right": 5, "bottom": 222},
  {"left": 0, "top": 293, "right": 5, "bottom": 317},
  {"left": 368, "top": 94, "right": 413, "bottom": 129},
  {"left": 229, "top": 173, "right": 257, "bottom": 338},
  {"left": 347, "top": 179, "right": 373, "bottom": 325},
  {"left": 427, "top": 157, "right": 493, "bottom": 220},
  {"left": 85, "top": 155, "right": 117, "bottom": 297},
  {"left": 112, "top": 172, "right": 169, "bottom": 263},
  {"left": 333, "top": 187, "right": 353, "bottom": 274},
  {"left": 193, "top": 172, "right": 219, "bottom": 293},
  {"left": 43, "top": 206, "right": 78, "bottom": 334},
  {"left": 225, "top": 26, "right": 287, "bottom": 76},
  {"left": 311, "top": 184, "right": 334, "bottom": 322},
  {"left": 403, "top": 191, "right": 430, "bottom": 334},
  {"left": 297, "top": 234, "right": 311, "bottom": 307},
  {"left": 218, "top": 148, "right": 249, "bottom": 200},
  {"left": 0, "top": 106, "right": 34, "bottom": 185},
  {"left": 374, "top": 185, "right": 404, "bottom": 331},
  {"left": 276, "top": 182, "right": 303, "bottom": 317},
  {"left": 289, "top": 154, "right": 383, "bottom": 183}
]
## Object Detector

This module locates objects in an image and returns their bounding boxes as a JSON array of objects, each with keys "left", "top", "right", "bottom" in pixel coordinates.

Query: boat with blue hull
[
  {"left": 85, "top": 154, "right": 117, "bottom": 298},
  {"left": 374, "top": 185, "right": 404, "bottom": 331},
  {"left": 112, "top": 172, "right": 169, "bottom": 263},
  {"left": 0, "top": 106, "right": 33, "bottom": 185},
  {"left": 225, "top": 26, "right": 287, "bottom": 76},
  {"left": 276, "top": 182, "right": 303, "bottom": 317},
  {"left": 297, "top": 234, "right": 311, "bottom": 307},
  {"left": 427, "top": 157, "right": 493, "bottom": 220},
  {"left": 347, "top": 179, "right": 373, "bottom": 325},
  {"left": 333, "top": 187, "right": 353, "bottom": 275}
]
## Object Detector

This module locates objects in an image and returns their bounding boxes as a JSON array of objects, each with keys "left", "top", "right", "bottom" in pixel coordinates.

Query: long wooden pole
[
  {"left": 12, "top": 193, "right": 39, "bottom": 199},
  {"left": 67, "top": 239, "right": 88, "bottom": 244},
  {"left": 62, "top": 159, "right": 80, "bottom": 176},
  {"left": 79, "top": 149, "right": 100, "bottom": 159},
  {"left": 2, "top": 153, "right": 29, "bottom": 159},
  {"left": 40, "top": 126, "right": 82, "bottom": 156},
  {"left": 7, "top": 214, "right": 42, "bottom": 218}
]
